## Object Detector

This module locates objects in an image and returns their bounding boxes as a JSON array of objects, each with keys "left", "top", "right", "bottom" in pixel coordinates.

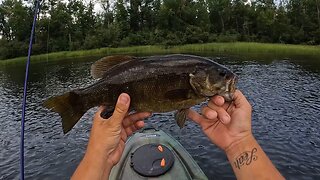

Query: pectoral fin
[
  {"left": 175, "top": 109, "right": 189, "bottom": 128},
  {"left": 91, "top": 55, "right": 135, "bottom": 79}
]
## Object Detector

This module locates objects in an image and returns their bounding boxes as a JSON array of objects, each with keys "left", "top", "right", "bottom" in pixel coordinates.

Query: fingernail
[
  {"left": 119, "top": 94, "right": 129, "bottom": 105},
  {"left": 221, "top": 115, "right": 230, "bottom": 123},
  {"left": 214, "top": 96, "right": 224, "bottom": 106}
]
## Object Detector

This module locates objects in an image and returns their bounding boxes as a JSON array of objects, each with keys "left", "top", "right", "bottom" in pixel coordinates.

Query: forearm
[
  {"left": 71, "top": 148, "right": 112, "bottom": 180},
  {"left": 226, "top": 135, "right": 284, "bottom": 180}
]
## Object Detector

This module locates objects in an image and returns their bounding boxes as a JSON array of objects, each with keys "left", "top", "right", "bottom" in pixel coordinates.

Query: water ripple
[{"left": 0, "top": 59, "right": 319, "bottom": 179}]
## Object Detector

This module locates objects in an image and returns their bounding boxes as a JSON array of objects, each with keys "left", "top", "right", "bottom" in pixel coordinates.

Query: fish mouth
[
  {"left": 191, "top": 72, "right": 237, "bottom": 100},
  {"left": 202, "top": 76, "right": 237, "bottom": 101},
  {"left": 228, "top": 76, "right": 237, "bottom": 93},
  {"left": 220, "top": 76, "right": 237, "bottom": 101}
]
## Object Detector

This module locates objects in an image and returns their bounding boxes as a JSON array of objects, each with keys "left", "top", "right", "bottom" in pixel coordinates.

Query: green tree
[
  {"left": 0, "top": 0, "right": 32, "bottom": 41},
  {"left": 0, "top": 0, "right": 32, "bottom": 59},
  {"left": 115, "top": 0, "right": 130, "bottom": 38},
  {"left": 273, "top": 4, "right": 292, "bottom": 43},
  {"left": 1, "top": 0, "right": 320, "bottom": 60},
  {"left": 255, "top": 0, "right": 276, "bottom": 42},
  {"left": 99, "top": 0, "right": 114, "bottom": 27},
  {"left": 128, "top": 0, "right": 142, "bottom": 31},
  {"left": 48, "top": 0, "right": 72, "bottom": 51},
  {"left": 207, "top": 0, "right": 232, "bottom": 33}
]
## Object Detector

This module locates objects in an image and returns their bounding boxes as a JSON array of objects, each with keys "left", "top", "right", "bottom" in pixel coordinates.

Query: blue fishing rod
[{"left": 20, "top": 0, "right": 41, "bottom": 179}]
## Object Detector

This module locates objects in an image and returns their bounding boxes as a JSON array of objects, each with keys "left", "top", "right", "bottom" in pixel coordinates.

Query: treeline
[{"left": 0, "top": 0, "right": 320, "bottom": 60}]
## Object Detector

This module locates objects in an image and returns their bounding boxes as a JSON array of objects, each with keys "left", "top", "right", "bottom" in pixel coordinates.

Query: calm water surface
[{"left": 0, "top": 55, "right": 319, "bottom": 179}]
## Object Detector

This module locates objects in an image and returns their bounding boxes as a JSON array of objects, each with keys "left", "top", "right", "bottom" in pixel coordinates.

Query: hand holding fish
[
  {"left": 188, "top": 90, "right": 252, "bottom": 151},
  {"left": 189, "top": 90, "right": 284, "bottom": 179},
  {"left": 72, "top": 93, "right": 151, "bottom": 180}
]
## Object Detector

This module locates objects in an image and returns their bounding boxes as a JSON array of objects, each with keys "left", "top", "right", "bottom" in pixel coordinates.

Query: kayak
[{"left": 109, "top": 127, "right": 208, "bottom": 180}]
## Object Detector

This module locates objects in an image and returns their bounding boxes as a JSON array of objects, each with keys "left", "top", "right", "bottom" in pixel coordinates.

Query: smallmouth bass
[{"left": 44, "top": 54, "right": 237, "bottom": 133}]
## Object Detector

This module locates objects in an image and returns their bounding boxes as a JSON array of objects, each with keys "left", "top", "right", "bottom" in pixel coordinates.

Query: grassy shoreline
[{"left": 1, "top": 42, "right": 319, "bottom": 65}]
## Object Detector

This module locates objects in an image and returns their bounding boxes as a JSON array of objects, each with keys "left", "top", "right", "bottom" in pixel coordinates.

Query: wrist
[
  {"left": 82, "top": 150, "right": 114, "bottom": 178},
  {"left": 225, "top": 133, "right": 256, "bottom": 158},
  {"left": 86, "top": 136, "right": 114, "bottom": 160},
  {"left": 83, "top": 149, "right": 107, "bottom": 168}
]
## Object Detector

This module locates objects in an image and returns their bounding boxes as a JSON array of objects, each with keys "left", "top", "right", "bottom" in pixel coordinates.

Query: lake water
[{"left": 0, "top": 55, "right": 319, "bottom": 179}]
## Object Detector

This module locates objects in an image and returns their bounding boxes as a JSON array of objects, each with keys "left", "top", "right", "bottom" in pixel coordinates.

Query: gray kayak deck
[{"left": 109, "top": 128, "right": 208, "bottom": 180}]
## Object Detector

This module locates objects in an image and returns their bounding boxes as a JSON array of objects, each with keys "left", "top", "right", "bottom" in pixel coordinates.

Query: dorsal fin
[{"left": 91, "top": 55, "right": 135, "bottom": 79}]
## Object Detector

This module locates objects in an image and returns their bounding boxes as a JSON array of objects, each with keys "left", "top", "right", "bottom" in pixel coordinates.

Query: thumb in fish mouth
[{"left": 102, "top": 93, "right": 131, "bottom": 125}]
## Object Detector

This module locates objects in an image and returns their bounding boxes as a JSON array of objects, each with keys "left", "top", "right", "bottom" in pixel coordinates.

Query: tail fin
[{"left": 43, "top": 91, "right": 86, "bottom": 134}]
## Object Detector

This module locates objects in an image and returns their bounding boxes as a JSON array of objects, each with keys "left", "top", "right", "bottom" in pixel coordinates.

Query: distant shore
[{"left": 1, "top": 42, "right": 319, "bottom": 65}]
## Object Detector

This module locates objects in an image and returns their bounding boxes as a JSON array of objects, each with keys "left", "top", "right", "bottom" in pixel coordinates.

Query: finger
[
  {"left": 201, "top": 106, "right": 218, "bottom": 120},
  {"left": 130, "top": 124, "right": 137, "bottom": 132},
  {"left": 208, "top": 100, "right": 226, "bottom": 109},
  {"left": 134, "top": 120, "right": 145, "bottom": 129},
  {"left": 210, "top": 95, "right": 225, "bottom": 106},
  {"left": 187, "top": 109, "right": 208, "bottom": 127},
  {"left": 124, "top": 120, "right": 144, "bottom": 136},
  {"left": 209, "top": 101, "right": 235, "bottom": 116},
  {"left": 224, "top": 101, "right": 235, "bottom": 113},
  {"left": 109, "top": 93, "right": 130, "bottom": 125},
  {"left": 188, "top": 109, "right": 224, "bottom": 132},
  {"left": 207, "top": 102, "right": 231, "bottom": 124},
  {"left": 123, "top": 121, "right": 144, "bottom": 135},
  {"left": 216, "top": 107, "right": 231, "bottom": 124},
  {"left": 124, "top": 126, "right": 135, "bottom": 136},
  {"left": 124, "top": 127, "right": 133, "bottom": 136},
  {"left": 122, "top": 112, "right": 151, "bottom": 128},
  {"left": 233, "top": 90, "right": 251, "bottom": 109}
]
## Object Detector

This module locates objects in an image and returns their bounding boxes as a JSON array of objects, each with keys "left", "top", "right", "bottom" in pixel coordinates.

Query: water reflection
[{"left": 0, "top": 56, "right": 319, "bottom": 179}]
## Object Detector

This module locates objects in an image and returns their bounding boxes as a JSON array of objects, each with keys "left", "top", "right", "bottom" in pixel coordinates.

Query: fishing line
[
  {"left": 46, "top": 6, "right": 50, "bottom": 63},
  {"left": 45, "top": 9, "right": 50, "bottom": 85},
  {"left": 20, "top": 0, "right": 41, "bottom": 179}
]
